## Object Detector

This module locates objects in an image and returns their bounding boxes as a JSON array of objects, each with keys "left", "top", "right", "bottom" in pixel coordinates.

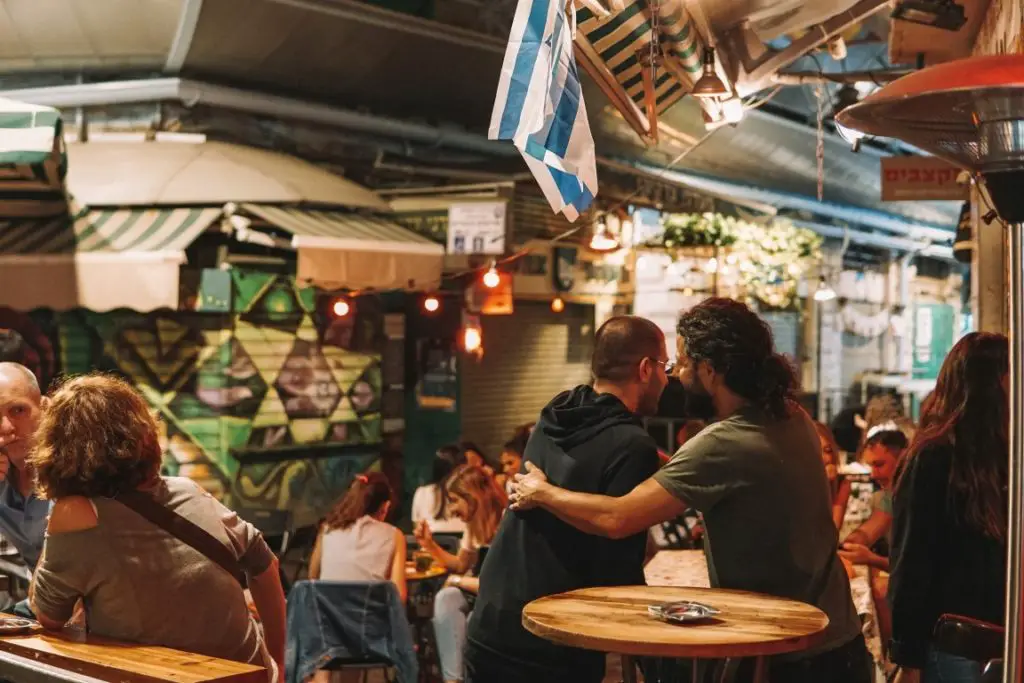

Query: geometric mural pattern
[{"left": 6, "top": 269, "right": 385, "bottom": 527}]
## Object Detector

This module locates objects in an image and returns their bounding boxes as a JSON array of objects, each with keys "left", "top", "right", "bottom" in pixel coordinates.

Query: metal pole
[{"left": 1004, "top": 221, "right": 1024, "bottom": 683}]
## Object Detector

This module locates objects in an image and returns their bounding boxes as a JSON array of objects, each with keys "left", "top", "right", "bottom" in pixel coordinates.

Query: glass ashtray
[
  {"left": 0, "top": 617, "right": 37, "bottom": 634},
  {"left": 647, "top": 600, "right": 721, "bottom": 624}
]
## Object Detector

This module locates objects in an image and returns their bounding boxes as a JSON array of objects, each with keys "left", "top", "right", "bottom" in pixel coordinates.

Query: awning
[
  {"left": 241, "top": 204, "right": 444, "bottom": 291},
  {"left": 575, "top": 1, "right": 709, "bottom": 138},
  {"left": 0, "top": 206, "right": 222, "bottom": 311},
  {"left": 0, "top": 97, "right": 67, "bottom": 218}
]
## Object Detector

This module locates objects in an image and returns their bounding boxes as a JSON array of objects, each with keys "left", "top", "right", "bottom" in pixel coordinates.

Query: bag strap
[{"left": 115, "top": 490, "right": 248, "bottom": 589}]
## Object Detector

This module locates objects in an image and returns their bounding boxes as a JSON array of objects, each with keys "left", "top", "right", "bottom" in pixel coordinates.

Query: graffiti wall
[{"left": 1, "top": 269, "right": 385, "bottom": 527}]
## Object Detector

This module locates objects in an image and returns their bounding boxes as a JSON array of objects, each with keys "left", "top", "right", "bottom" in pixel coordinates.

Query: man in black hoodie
[{"left": 464, "top": 316, "right": 668, "bottom": 683}]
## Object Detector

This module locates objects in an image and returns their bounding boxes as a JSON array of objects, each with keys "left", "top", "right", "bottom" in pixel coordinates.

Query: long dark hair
[
  {"left": 431, "top": 445, "right": 467, "bottom": 519},
  {"left": 324, "top": 472, "right": 394, "bottom": 531},
  {"left": 898, "top": 332, "right": 1008, "bottom": 542},
  {"left": 676, "top": 298, "right": 798, "bottom": 420}
]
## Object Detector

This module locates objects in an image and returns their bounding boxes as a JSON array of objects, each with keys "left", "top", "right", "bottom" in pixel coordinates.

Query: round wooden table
[
  {"left": 523, "top": 585, "right": 830, "bottom": 683},
  {"left": 405, "top": 563, "right": 447, "bottom": 582}
]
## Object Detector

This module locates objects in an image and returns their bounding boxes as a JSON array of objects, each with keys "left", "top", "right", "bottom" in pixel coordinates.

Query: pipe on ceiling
[
  {"left": 0, "top": 78, "right": 518, "bottom": 159},
  {"left": 631, "top": 161, "right": 956, "bottom": 243},
  {"left": 791, "top": 219, "right": 954, "bottom": 261}
]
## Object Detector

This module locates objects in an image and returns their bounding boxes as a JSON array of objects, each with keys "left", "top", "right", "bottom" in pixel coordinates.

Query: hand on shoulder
[{"left": 48, "top": 496, "right": 99, "bottom": 534}]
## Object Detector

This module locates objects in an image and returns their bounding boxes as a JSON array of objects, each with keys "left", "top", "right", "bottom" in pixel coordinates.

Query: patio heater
[{"left": 837, "top": 55, "right": 1024, "bottom": 681}]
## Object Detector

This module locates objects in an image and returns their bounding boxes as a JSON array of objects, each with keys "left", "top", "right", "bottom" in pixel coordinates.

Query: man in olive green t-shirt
[{"left": 509, "top": 298, "right": 869, "bottom": 683}]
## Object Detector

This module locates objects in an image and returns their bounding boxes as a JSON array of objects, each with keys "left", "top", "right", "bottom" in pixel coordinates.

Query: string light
[
  {"left": 551, "top": 296, "right": 565, "bottom": 313},
  {"left": 423, "top": 295, "right": 440, "bottom": 313},
  {"left": 331, "top": 297, "right": 352, "bottom": 317},
  {"left": 482, "top": 264, "right": 501, "bottom": 288}
]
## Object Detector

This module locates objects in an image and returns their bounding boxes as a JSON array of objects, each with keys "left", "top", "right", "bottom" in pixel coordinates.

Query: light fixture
[
  {"left": 813, "top": 276, "right": 837, "bottom": 302},
  {"left": 836, "top": 122, "right": 865, "bottom": 151},
  {"left": 423, "top": 295, "right": 441, "bottom": 313},
  {"left": 588, "top": 221, "right": 620, "bottom": 253},
  {"left": 482, "top": 264, "right": 501, "bottom": 288},
  {"left": 331, "top": 297, "right": 352, "bottom": 317},
  {"left": 722, "top": 97, "right": 745, "bottom": 125},
  {"left": 827, "top": 36, "right": 847, "bottom": 62},
  {"left": 691, "top": 47, "right": 728, "bottom": 99},
  {"left": 551, "top": 296, "right": 565, "bottom": 313},
  {"left": 462, "top": 326, "right": 483, "bottom": 353},
  {"left": 891, "top": 0, "right": 967, "bottom": 31}
]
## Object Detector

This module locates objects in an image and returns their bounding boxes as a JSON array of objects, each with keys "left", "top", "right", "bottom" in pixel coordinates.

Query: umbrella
[{"left": 0, "top": 97, "right": 67, "bottom": 217}]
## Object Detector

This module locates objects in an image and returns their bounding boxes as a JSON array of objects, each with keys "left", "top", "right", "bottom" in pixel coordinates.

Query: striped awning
[
  {"left": 0, "top": 98, "right": 68, "bottom": 218},
  {"left": 0, "top": 206, "right": 223, "bottom": 255},
  {"left": 0, "top": 206, "right": 223, "bottom": 312},
  {"left": 241, "top": 203, "right": 444, "bottom": 291},
  {"left": 575, "top": 0, "right": 708, "bottom": 138}
]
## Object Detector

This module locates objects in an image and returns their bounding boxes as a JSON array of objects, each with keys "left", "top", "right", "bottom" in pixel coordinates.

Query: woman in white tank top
[{"left": 309, "top": 472, "right": 407, "bottom": 603}]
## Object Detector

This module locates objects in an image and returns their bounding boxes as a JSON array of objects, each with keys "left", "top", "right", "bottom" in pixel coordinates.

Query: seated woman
[
  {"left": 27, "top": 374, "right": 285, "bottom": 682},
  {"left": 309, "top": 472, "right": 407, "bottom": 602},
  {"left": 414, "top": 465, "right": 506, "bottom": 683},
  {"left": 411, "top": 446, "right": 466, "bottom": 534}
]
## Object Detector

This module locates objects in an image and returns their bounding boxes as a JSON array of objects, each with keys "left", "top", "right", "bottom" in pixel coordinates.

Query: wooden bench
[{"left": 0, "top": 621, "right": 266, "bottom": 683}]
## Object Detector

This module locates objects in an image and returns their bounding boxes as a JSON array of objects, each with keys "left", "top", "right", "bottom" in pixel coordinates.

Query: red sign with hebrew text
[{"left": 881, "top": 156, "right": 968, "bottom": 201}]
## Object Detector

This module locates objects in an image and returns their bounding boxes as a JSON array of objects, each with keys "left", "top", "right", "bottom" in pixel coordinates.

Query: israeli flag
[{"left": 490, "top": 0, "right": 599, "bottom": 222}]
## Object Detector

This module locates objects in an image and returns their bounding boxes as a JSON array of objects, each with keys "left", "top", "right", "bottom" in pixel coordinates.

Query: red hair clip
[{"left": 355, "top": 474, "right": 369, "bottom": 484}]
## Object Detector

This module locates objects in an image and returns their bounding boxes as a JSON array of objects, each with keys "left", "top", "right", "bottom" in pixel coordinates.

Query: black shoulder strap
[{"left": 115, "top": 490, "right": 248, "bottom": 589}]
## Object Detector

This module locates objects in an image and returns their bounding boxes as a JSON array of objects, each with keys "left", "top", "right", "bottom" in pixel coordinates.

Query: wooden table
[
  {"left": 523, "top": 585, "right": 829, "bottom": 683},
  {"left": 405, "top": 563, "right": 447, "bottom": 582},
  {"left": 0, "top": 622, "right": 267, "bottom": 683}
]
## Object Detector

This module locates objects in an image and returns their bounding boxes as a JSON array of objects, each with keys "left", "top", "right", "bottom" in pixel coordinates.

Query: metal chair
[{"left": 932, "top": 613, "right": 1004, "bottom": 664}]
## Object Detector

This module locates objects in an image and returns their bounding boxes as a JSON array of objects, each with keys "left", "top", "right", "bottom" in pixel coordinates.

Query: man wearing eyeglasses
[{"left": 465, "top": 316, "right": 670, "bottom": 683}]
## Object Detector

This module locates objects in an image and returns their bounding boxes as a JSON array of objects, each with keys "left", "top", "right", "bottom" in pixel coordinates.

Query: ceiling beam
[{"left": 165, "top": 0, "right": 204, "bottom": 72}]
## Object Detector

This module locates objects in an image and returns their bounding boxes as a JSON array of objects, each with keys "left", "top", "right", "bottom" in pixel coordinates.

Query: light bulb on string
[
  {"left": 423, "top": 294, "right": 440, "bottom": 313},
  {"left": 551, "top": 296, "right": 565, "bottom": 313},
  {"left": 482, "top": 263, "right": 501, "bottom": 289},
  {"left": 331, "top": 297, "right": 352, "bottom": 318}
]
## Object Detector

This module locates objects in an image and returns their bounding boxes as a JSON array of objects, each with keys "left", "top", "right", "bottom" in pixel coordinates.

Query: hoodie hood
[{"left": 537, "top": 385, "right": 640, "bottom": 451}]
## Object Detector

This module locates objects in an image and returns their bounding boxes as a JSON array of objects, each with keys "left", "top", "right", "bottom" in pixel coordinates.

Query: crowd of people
[{"left": 0, "top": 296, "right": 1011, "bottom": 683}]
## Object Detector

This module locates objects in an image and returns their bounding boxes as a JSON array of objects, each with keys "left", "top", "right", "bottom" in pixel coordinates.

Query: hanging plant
[
  {"left": 648, "top": 212, "right": 822, "bottom": 311},
  {"left": 645, "top": 212, "right": 739, "bottom": 249}
]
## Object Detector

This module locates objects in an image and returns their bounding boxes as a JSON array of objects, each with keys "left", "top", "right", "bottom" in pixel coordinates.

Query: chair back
[
  {"left": 286, "top": 580, "right": 417, "bottom": 683},
  {"left": 237, "top": 508, "right": 293, "bottom": 554},
  {"left": 932, "top": 613, "right": 1005, "bottom": 663}
]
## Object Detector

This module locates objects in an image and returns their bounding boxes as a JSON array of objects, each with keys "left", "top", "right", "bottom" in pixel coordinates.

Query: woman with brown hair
[
  {"left": 889, "top": 332, "right": 1008, "bottom": 683},
  {"left": 815, "top": 421, "right": 853, "bottom": 529},
  {"left": 414, "top": 465, "right": 506, "bottom": 683},
  {"left": 308, "top": 471, "right": 407, "bottom": 601},
  {"left": 27, "top": 374, "right": 286, "bottom": 682}
]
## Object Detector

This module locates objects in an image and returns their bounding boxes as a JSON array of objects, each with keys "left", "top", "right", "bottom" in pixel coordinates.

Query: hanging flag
[{"left": 490, "top": 0, "right": 599, "bottom": 222}]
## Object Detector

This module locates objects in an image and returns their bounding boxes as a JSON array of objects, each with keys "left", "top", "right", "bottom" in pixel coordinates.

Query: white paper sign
[{"left": 447, "top": 201, "right": 507, "bottom": 255}]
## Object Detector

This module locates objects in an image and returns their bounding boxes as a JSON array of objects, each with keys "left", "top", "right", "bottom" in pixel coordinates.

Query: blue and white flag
[{"left": 490, "top": 0, "right": 599, "bottom": 222}]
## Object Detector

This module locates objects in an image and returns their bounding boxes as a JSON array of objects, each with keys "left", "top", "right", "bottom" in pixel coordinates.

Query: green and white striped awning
[
  {"left": 0, "top": 97, "right": 68, "bottom": 218},
  {"left": 0, "top": 206, "right": 223, "bottom": 312},
  {"left": 575, "top": 0, "right": 707, "bottom": 137},
  {"left": 240, "top": 203, "right": 444, "bottom": 291},
  {"left": 0, "top": 206, "right": 222, "bottom": 254}
]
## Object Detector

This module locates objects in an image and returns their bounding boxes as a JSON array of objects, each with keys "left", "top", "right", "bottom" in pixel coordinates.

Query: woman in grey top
[{"left": 26, "top": 374, "right": 286, "bottom": 682}]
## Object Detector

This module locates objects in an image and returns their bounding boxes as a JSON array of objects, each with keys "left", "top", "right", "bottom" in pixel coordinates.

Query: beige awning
[
  {"left": 241, "top": 204, "right": 444, "bottom": 291},
  {"left": 0, "top": 206, "right": 222, "bottom": 311}
]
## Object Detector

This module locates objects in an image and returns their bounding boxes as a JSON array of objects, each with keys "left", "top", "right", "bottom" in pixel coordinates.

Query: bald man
[{"left": 0, "top": 363, "right": 51, "bottom": 569}]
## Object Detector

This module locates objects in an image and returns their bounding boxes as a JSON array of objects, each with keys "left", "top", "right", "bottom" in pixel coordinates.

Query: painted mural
[{"left": 0, "top": 269, "right": 385, "bottom": 527}]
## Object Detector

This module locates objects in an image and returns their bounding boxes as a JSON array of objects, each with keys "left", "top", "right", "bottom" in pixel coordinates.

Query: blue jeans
[
  {"left": 433, "top": 586, "right": 472, "bottom": 681},
  {"left": 923, "top": 648, "right": 983, "bottom": 683}
]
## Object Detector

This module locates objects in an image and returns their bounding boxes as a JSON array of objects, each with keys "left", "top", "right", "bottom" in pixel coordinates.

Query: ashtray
[
  {"left": 647, "top": 600, "right": 720, "bottom": 624},
  {"left": 0, "top": 617, "right": 37, "bottom": 634}
]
